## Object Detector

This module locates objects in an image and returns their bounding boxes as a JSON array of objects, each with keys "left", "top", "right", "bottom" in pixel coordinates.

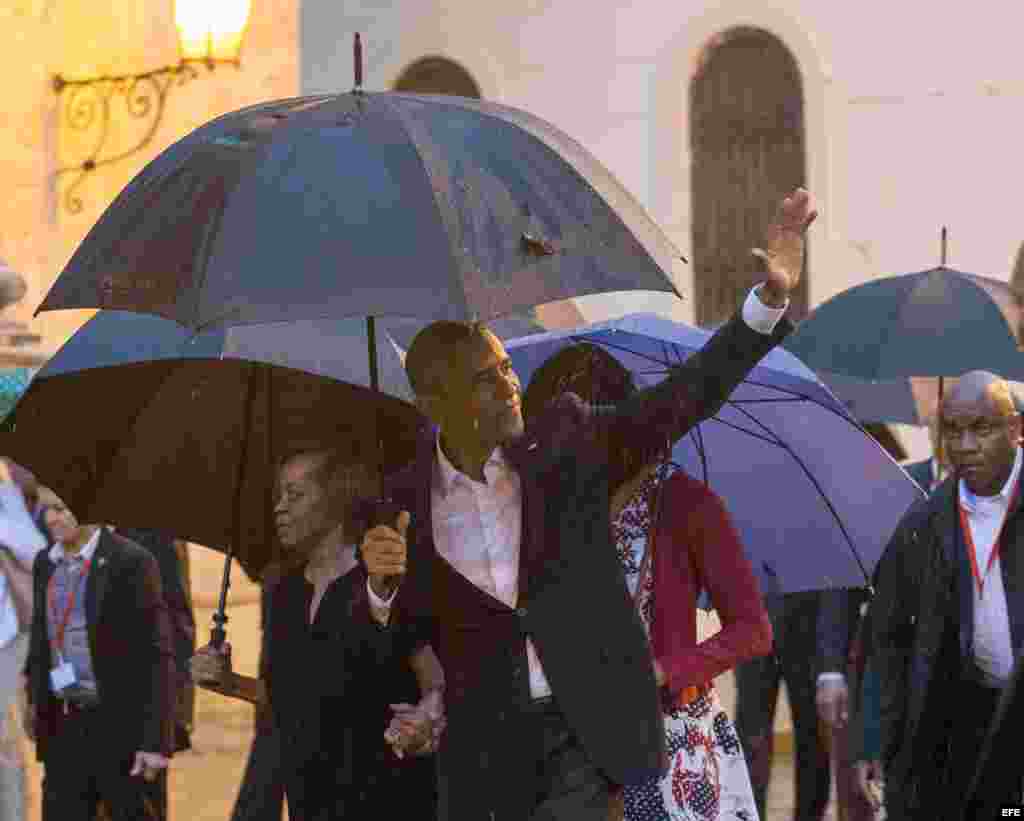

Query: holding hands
[{"left": 384, "top": 689, "right": 446, "bottom": 758}]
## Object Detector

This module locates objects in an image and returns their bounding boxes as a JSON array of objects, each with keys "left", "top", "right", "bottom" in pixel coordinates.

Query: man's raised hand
[
  {"left": 362, "top": 510, "right": 410, "bottom": 598},
  {"left": 752, "top": 188, "right": 818, "bottom": 307}
]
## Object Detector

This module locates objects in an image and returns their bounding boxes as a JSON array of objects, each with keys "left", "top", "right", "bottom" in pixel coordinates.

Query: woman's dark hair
[{"left": 522, "top": 343, "right": 652, "bottom": 489}]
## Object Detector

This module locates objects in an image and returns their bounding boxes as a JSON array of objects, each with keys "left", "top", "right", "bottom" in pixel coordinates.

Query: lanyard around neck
[
  {"left": 959, "top": 479, "right": 1020, "bottom": 596},
  {"left": 48, "top": 557, "right": 91, "bottom": 657}
]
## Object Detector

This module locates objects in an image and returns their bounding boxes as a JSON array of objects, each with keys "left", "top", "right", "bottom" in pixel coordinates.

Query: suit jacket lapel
[
  {"left": 85, "top": 529, "right": 114, "bottom": 636},
  {"left": 999, "top": 487, "right": 1024, "bottom": 657},
  {"left": 516, "top": 467, "right": 547, "bottom": 606},
  {"left": 930, "top": 483, "right": 971, "bottom": 658}
]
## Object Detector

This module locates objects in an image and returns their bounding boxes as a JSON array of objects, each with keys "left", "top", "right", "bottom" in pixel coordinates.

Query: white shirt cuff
[
  {"left": 817, "top": 672, "right": 847, "bottom": 685},
  {"left": 0, "top": 484, "right": 47, "bottom": 566},
  {"left": 366, "top": 578, "right": 399, "bottom": 610},
  {"left": 742, "top": 285, "right": 789, "bottom": 335}
]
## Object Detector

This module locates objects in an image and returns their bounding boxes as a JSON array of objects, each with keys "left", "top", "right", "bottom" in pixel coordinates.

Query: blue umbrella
[
  {"left": 783, "top": 267, "right": 1024, "bottom": 381},
  {"left": 506, "top": 314, "right": 925, "bottom": 594},
  {"left": 0, "top": 368, "right": 35, "bottom": 421},
  {"left": 37, "top": 311, "right": 414, "bottom": 402}
]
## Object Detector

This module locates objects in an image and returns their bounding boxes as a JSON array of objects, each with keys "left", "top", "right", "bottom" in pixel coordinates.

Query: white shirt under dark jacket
[
  {"left": 368, "top": 286, "right": 788, "bottom": 698},
  {"left": 959, "top": 446, "right": 1022, "bottom": 687}
]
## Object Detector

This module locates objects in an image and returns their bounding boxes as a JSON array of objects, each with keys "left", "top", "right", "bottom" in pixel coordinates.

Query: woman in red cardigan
[{"left": 523, "top": 343, "right": 773, "bottom": 821}]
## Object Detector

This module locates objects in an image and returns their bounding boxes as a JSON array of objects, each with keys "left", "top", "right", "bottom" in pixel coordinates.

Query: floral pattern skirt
[
  {"left": 614, "top": 466, "right": 759, "bottom": 821},
  {"left": 622, "top": 686, "right": 759, "bottom": 821}
]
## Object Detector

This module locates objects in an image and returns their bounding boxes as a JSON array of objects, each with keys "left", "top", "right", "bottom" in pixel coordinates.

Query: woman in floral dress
[{"left": 522, "top": 343, "right": 773, "bottom": 821}]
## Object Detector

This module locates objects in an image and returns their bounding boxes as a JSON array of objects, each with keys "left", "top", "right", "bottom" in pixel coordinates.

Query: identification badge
[{"left": 50, "top": 659, "right": 77, "bottom": 692}]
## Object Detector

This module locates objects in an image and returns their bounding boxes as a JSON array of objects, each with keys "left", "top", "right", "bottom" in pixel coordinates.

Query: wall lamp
[{"left": 52, "top": 0, "right": 253, "bottom": 214}]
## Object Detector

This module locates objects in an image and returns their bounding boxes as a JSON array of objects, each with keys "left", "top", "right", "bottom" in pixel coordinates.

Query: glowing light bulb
[{"left": 174, "top": 0, "right": 252, "bottom": 63}]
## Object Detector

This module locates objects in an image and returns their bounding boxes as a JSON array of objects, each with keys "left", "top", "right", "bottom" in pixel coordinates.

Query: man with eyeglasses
[{"left": 871, "top": 371, "right": 1024, "bottom": 819}]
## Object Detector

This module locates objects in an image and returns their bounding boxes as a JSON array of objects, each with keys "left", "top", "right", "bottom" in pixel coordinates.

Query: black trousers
[
  {"left": 734, "top": 594, "right": 830, "bottom": 821},
  {"left": 231, "top": 717, "right": 285, "bottom": 821},
  {"left": 42, "top": 708, "right": 164, "bottom": 821},
  {"left": 951, "top": 676, "right": 1022, "bottom": 819}
]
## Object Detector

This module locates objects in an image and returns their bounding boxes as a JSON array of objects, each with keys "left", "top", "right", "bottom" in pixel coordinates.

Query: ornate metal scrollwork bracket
[{"left": 53, "top": 59, "right": 239, "bottom": 214}]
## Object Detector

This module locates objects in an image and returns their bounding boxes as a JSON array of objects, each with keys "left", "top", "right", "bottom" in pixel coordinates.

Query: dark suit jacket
[
  {"left": 905, "top": 458, "right": 933, "bottom": 493},
  {"left": 26, "top": 528, "right": 177, "bottom": 762},
  {"left": 386, "top": 311, "right": 789, "bottom": 818},
  {"left": 118, "top": 528, "right": 196, "bottom": 751},
  {"left": 964, "top": 649, "right": 1024, "bottom": 817},
  {"left": 816, "top": 588, "right": 868, "bottom": 678},
  {"left": 871, "top": 475, "right": 1024, "bottom": 817}
]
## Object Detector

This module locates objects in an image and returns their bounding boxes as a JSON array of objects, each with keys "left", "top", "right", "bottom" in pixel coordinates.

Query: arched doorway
[
  {"left": 393, "top": 56, "right": 584, "bottom": 333},
  {"left": 689, "top": 27, "right": 809, "bottom": 326},
  {"left": 394, "top": 56, "right": 482, "bottom": 98},
  {"left": 1012, "top": 242, "right": 1024, "bottom": 294}
]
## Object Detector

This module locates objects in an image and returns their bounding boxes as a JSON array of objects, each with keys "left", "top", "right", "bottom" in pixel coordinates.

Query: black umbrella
[
  {"left": 0, "top": 311, "right": 425, "bottom": 643},
  {"left": 35, "top": 73, "right": 682, "bottom": 331},
  {"left": 784, "top": 265, "right": 1024, "bottom": 381}
]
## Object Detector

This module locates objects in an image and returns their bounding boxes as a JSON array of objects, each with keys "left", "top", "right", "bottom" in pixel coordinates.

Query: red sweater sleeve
[{"left": 656, "top": 476, "right": 773, "bottom": 693}]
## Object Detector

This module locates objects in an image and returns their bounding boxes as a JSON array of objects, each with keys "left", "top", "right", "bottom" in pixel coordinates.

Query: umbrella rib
[
  {"left": 701, "top": 416, "right": 782, "bottom": 446},
  {"left": 727, "top": 401, "right": 871, "bottom": 586},
  {"left": 693, "top": 423, "right": 709, "bottom": 484},
  {"left": 586, "top": 334, "right": 848, "bottom": 409}
]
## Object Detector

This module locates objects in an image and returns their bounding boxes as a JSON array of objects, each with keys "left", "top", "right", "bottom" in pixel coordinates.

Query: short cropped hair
[{"left": 404, "top": 320, "right": 493, "bottom": 397}]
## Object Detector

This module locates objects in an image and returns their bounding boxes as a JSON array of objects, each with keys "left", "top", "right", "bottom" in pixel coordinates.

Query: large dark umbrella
[
  {"left": 35, "top": 91, "right": 682, "bottom": 332},
  {"left": 784, "top": 266, "right": 1024, "bottom": 381},
  {"left": 507, "top": 314, "right": 924, "bottom": 594},
  {"left": 0, "top": 312, "right": 425, "bottom": 643}
]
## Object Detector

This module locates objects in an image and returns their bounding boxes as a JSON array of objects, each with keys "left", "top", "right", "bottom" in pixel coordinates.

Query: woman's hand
[{"left": 653, "top": 658, "right": 667, "bottom": 688}]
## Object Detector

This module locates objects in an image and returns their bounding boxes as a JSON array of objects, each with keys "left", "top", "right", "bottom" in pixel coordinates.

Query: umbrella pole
[
  {"left": 210, "top": 549, "right": 233, "bottom": 648},
  {"left": 367, "top": 316, "right": 380, "bottom": 394},
  {"left": 211, "top": 364, "right": 260, "bottom": 648},
  {"left": 937, "top": 376, "right": 945, "bottom": 482},
  {"left": 366, "top": 317, "right": 382, "bottom": 478}
]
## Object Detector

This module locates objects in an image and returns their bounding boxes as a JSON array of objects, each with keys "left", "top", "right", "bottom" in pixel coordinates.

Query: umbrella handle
[{"left": 210, "top": 549, "right": 233, "bottom": 648}]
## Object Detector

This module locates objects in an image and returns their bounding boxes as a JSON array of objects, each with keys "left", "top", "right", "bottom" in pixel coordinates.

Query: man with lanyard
[
  {"left": 24, "top": 489, "right": 176, "bottom": 820},
  {"left": 871, "top": 371, "right": 1024, "bottom": 819}
]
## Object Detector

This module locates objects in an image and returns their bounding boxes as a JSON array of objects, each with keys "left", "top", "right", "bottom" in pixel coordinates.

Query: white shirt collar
[
  {"left": 959, "top": 447, "right": 1023, "bottom": 514},
  {"left": 435, "top": 433, "right": 510, "bottom": 497},
  {"left": 48, "top": 527, "right": 103, "bottom": 564}
]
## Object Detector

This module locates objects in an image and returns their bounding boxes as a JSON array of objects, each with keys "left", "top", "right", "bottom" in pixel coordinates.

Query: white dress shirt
[
  {"left": 0, "top": 484, "right": 47, "bottom": 648},
  {"left": 48, "top": 526, "right": 102, "bottom": 565},
  {"left": 960, "top": 447, "right": 1022, "bottom": 686},
  {"left": 368, "top": 285, "right": 788, "bottom": 698}
]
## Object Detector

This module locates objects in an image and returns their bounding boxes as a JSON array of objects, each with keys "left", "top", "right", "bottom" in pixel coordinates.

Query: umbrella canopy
[
  {"left": 783, "top": 267, "right": 1024, "bottom": 380},
  {"left": 0, "top": 368, "right": 35, "bottom": 421},
  {"left": 1, "top": 312, "right": 424, "bottom": 578},
  {"left": 507, "top": 314, "right": 925, "bottom": 594},
  {"left": 37, "top": 92, "right": 682, "bottom": 331},
  {"left": 815, "top": 371, "right": 938, "bottom": 426}
]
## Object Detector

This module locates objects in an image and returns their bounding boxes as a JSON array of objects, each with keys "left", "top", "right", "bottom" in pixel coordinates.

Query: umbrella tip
[{"left": 353, "top": 32, "right": 364, "bottom": 92}]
